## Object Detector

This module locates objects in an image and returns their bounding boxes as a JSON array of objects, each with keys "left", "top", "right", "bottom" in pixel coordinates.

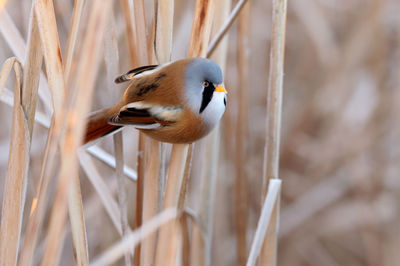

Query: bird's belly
[{"left": 140, "top": 113, "right": 211, "bottom": 143}]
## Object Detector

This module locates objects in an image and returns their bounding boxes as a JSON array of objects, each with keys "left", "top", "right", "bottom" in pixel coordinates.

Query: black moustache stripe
[{"left": 200, "top": 83, "right": 214, "bottom": 113}]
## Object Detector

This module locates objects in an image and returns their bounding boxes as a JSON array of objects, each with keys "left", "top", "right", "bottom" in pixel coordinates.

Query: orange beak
[{"left": 215, "top": 84, "right": 227, "bottom": 93}]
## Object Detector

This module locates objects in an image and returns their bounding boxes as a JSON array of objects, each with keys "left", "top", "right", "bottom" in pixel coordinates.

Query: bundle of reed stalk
[{"left": 1, "top": 0, "right": 398, "bottom": 266}]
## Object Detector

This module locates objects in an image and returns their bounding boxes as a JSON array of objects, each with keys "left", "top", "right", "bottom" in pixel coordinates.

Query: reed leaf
[{"left": 0, "top": 57, "right": 26, "bottom": 266}]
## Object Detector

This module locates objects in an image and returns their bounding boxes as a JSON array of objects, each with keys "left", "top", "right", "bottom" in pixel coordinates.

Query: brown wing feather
[
  {"left": 122, "top": 59, "right": 192, "bottom": 105},
  {"left": 114, "top": 65, "right": 159, "bottom": 83},
  {"left": 108, "top": 106, "right": 174, "bottom": 127}
]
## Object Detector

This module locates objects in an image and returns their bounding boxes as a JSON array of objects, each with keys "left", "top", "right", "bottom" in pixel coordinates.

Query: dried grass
[{"left": 1, "top": 0, "right": 398, "bottom": 266}]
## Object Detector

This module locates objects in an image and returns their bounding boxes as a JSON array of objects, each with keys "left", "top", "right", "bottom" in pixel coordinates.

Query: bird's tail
[{"left": 84, "top": 105, "right": 122, "bottom": 145}]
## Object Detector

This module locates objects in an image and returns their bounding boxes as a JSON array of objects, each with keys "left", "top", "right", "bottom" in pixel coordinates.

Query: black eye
[{"left": 203, "top": 81, "right": 210, "bottom": 87}]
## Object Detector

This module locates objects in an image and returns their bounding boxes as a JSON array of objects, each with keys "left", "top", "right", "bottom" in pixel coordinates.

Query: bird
[{"left": 84, "top": 57, "right": 227, "bottom": 144}]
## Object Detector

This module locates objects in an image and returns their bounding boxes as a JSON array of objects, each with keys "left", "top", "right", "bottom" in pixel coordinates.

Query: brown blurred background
[{"left": 1, "top": 0, "right": 399, "bottom": 265}]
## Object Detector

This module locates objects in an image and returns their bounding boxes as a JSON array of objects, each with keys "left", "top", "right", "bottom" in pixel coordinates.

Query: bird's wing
[
  {"left": 114, "top": 65, "right": 159, "bottom": 83},
  {"left": 108, "top": 101, "right": 183, "bottom": 129}
]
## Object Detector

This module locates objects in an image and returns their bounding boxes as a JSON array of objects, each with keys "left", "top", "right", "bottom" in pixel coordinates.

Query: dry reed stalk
[
  {"left": 260, "top": 0, "right": 287, "bottom": 265},
  {"left": 247, "top": 180, "right": 281, "bottom": 266},
  {"left": 132, "top": 0, "right": 149, "bottom": 65},
  {"left": 63, "top": 0, "right": 84, "bottom": 81},
  {"left": 40, "top": 1, "right": 112, "bottom": 264},
  {"left": 19, "top": 121, "right": 56, "bottom": 266},
  {"left": 180, "top": 211, "right": 192, "bottom": 266},
  {"left": 0, "top": 4, "right": 42, "bottom": 265},
  {"left": 234, "top": 2, "right": 251, "bottom": 265},
  {"left": 154, "top": 0, "right": 174, "bottom": 63},
  {"left": 25, "top": 9, "right": 68, "bottom": 253},
  {"left": 154, "top": 144, "right": 189, "bottom": 266},
  {"left": 0, "top": 6, "right": 44, "bottom": 263},
  {"left": 154, "top": 1, "right": 217, "bottom": 265},
  {"left": 141, "top": 138, "right": 161, "bottom": 266},
  {"left": 134, "top": 133, "right": 145, "bottom": 265},
  {"left": 68, "top": 167, "right": 89, "bottom": 266},
  {"left": 189, "top": 0, "right": 231, "bottom": 265},
  {"left": 123, "top": 2, "right": 152, "bottom": 265},
  {"left": 0, "top": 9, "right": 52, "bottom": 113},
  {"left": 139, "top": 1, "right": 175, "bottom": 265},
  {"left": 114, "top": 132, "right": 132, "bottom": 265},
  {"left": 86, "top": 146, "right": 137, "bottom": 181},
  {"left": 64, "top": 3, "right": 89, "bottom": 264},
  {"left": 0, "top": 57, "right": 25, "bottom": 266},
  {"left": 120, "top": 0, "right": 139, "bottom": 66},
  {"left": 78, "top": 151, "right": 123, "bottom": 234},
  {"left": 187, "top": 0, "right": 216, "bottom": 58},
  {"left": 103, "top": 13, "right": 133, "bottom": 264},
  {"left": 91, "top": 208, "right": 179, "bottom": 266},
  {"left": 206, "top": 0, "right": 249, "bottom": 57}
]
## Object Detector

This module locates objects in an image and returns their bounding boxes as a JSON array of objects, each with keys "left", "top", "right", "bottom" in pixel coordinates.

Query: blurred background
[{"left": 1, "top": 0, "right": 399, "bottom": 265}]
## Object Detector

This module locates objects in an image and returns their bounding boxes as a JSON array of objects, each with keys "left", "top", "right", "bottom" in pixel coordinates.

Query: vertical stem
[
  {"left": 40, "top": 1, "right": 112, "bottom": 264},
  {"left": 190, "top": 0, "right": 230, "bottom": 265},
  {"left": 260, "top": 0, "right": 288, "bottom": 265},
  {"left": 127, "top": 1, "right": 150, "bottom": 264},
  {"left": 154, "top": 144, "right": 189, "bottom": 266},
  {"left": 68, "top": 168, "right": 89, "bottom": 266},
  {"left": 65, "top": 2, "right": 89, "bottom": 263},
  {"left": 0, "top": 59, "right": 25, "bottom": 266},
  {"left": 235, "top": 1, "right": 251, "bottom": 265},
  {"left": 114, "top": 132, "right": 132, "bottom": 266},
  {"left": 141, "top": 139, "right": 161, "bottom": 266}
]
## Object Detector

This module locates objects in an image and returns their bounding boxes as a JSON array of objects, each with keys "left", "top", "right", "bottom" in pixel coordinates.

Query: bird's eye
[{"left": 203, "top": 81, "right": 210, "bottom": 87}]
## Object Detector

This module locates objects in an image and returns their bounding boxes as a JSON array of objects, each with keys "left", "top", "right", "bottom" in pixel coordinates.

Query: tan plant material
[
  {"left": 140, "top": 1, "right": 175, "bottom": 265},
  {"left": 66, "top": 4, "right": 90, "bottom": 262},
  {"left": 114, "top": 132, "right": 132, "bottom": 265},
  {"left": 234, "top": 1, "right": 251, "bottom": 265},
  {"left": 40, "top": 0, "right": 112, "bottom": 264},
  {"left": 79, "top": 151, "right": 123, "bottom": 234},
  {"left": 91, "top": 208, "right": 179, "bottom": 266},
  {"left": 154, "top": 1, "right": 217, "bottom": 265},
  {"left": 260, "top": 0, "right": 287, "bottom": 265},
  {"left": 207, "top": 0, "right": 249, "bottom": 57},
  {"left": 247, "top": 180, "right": 281, "bottom": 266},
  {"left": 0, "top": 8, "right": 52, "bottom": 112},
  {"left": 68, "top": 168, "right": 89, "bottom": 266},
  {"left": 0, "top": 57, "right": 26, "bottom": 266},
  {"left": 190, "top": 0, "right": 231, "bottom": 265}
]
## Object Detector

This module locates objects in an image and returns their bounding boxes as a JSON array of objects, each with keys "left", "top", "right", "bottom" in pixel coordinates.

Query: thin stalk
[
  {"left": 246, "top": 180, "right": 281, "bottom": 266},
  {"left": 65, "top": 2, "right": 89, "bottom": 264},
  {"left": 128, "top": 2, "right": 151, "bottom": 265},
  {"left": 235, "top": 2, "right": 251, "bottom": 265},
  {"left": 140, "top": 1, "right": 174, "bottom": 265},
  {"left": 91, "top": 209, "right": 179, "bottom": 266},
  {"left": 120, "top": 0, "right": 139, "bottom": 65},
  {"left": 114, "top": 132, "right": 132, "bottom": 266},
  {"left": 260, "top": 0, "right": 288, "bottom": 265},
  {"left": 206, "top": 0, "right": 249, "bottom": 57}
]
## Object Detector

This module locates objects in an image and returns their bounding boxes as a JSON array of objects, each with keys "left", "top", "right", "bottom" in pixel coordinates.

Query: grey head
[{"left": 184, "top": 58, "right": 227, "bottom": 127}]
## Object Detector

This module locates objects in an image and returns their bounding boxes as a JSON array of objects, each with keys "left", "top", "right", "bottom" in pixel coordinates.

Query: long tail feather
[{"left": 84, "top": 106, "right": 122, "bottom": 144}]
